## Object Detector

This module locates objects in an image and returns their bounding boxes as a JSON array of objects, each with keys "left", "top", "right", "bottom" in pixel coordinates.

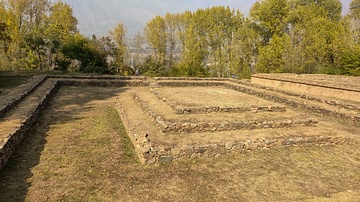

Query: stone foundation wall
[
  {"left": 117, "top": 91, "right": 347, "bottom": 165},
  {"left": 120, "top": 78, "right": 353, "bottom": 164},
  {"left": 235, "top": 78, "right": 360, "bottom": 113},
  {"left": 57, "top": 79, "right": 149, "bottom": 87},
  {"left": 0, "top": 82, "right": 59, "bottom": 170},
  {"left": 172, "top": 106, "right": 285, "bottom": 114},
  {"left": 0, "top": 76, "right": 47, "bottom": 117},
  {"left": 251, "top": 75, "right": 360, "bottom": 102},
  {"left": 1, "top": 75, "right": 357, "bottom": 167},
  {"left": 154, "top": 77, "right": 229, "bottom": 81},
  {"left": 50, "top": 75, "right": 147, "bottom": 81},
  {"left": 156, "top": 80, "right": 225, "bottom": 87},
  {"left": 149, "top": 135, "right": 347, "bottom": 164},
  {"left": 150, "top": 88, "right": 286, "bottom": 114},
  {"left": 0, "top": 76, "right": 150, "bottom": 171},
  {"left": 114, "top": 105, "right": 157, "bottom": 165},
  {"left": 222, "top": 82, "right": 360, "bottom": 124},
  {"left": 155, "top": 79, "right": 360, "bottom": 124},
  {"left": 131, "top": 92, "right": 319, "bottom": 134}
]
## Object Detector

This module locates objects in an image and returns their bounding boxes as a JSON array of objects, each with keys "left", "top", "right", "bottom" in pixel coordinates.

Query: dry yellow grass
[{"left": 0, "top": 86, "right": 359, "bottom": 201}]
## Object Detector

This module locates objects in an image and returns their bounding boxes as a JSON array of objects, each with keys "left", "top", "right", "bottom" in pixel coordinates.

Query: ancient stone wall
[
  {"left": 0, "top": 75, "right": 356, "bottom": 167},
  {"left": 0, "top": 82, "right": 59, "bottom": 170},
  {"left": 50, "top": 75, "right": 147, "bottom": 81},
  {"left": 251, "top": 75, "right": 360, "bottom": 101},
  {"left": 155, "top": 80, "right": 360, "bottom": 124},
  {"left": 118, "top": 91, "right": 347, "bottom": 164},
  {"left": 150, "top": 135, "right": 347, "bottom": 164},
  {"left": 222, "top": 82, "right": 360, "bottom": 124},
  {"left": 132, "top": 92, "right": 319, "bottom": 134},
  {"left": 150, "top": 88, "right": 286, "bottom": 114},
  {"left": 0, "top": 76, "right": 150, "bottom": 170},
  {"left": 57, "top": 79, "right": 149, "bottom": 87},
  {"left": 235, "top": 79, "right": 360, "bottom": 112},
  {"left": 0, "top": 76, "right": 47, "bottom": 117},
  {"left": 117, "top": 78, "right": 353, "bottom": 164}
]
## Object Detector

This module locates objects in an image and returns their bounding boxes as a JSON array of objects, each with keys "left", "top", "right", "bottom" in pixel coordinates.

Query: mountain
[
  {"left": 54, "top": 0, "right": 254, "bottom": 37},
  {"left": 56, "top": 0, "right": 351, "bottom": 37}
]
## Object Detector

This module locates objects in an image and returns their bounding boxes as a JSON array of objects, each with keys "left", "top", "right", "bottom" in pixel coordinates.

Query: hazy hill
[
  {"left": 57, "top": 0, "right": 350, "bottom": 37},
  {"left": 55, "top": 0, "right": 254, "bottom": 37}
]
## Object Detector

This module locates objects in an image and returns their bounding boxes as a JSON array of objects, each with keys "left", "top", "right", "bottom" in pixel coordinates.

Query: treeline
[
  {"left": 1, "top": 0, "right": 360, "bottom": 77},
  {"left": 0, "top": 0, "right": 128, "bottom": 74},
  {"left": 139, "top": 0, "right": 360, "bottom": 77}
]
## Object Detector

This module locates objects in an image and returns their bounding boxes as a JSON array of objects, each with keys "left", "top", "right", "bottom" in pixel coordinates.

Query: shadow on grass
[
  {"left": 0, "top": 120, "right": 49, "bottom": 201},
  {"left": 0, "top": 85, "right": 131, "bottom": 201}
]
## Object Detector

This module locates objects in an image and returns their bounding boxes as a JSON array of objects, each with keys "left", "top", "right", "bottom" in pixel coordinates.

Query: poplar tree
[
  {"left": 110, "top": 23, "right": 127, "bottom": 74},
  {"left": 144, "top": 16, "right": 167, "bottom": 65}
]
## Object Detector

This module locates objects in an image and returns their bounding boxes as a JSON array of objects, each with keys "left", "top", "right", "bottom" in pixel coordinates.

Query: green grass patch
[{"left": 105, "top": 106, "right": 137, "bottom": 162}]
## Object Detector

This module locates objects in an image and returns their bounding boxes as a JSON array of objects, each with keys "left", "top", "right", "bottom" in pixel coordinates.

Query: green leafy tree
[
  {"left": 61, "top": 33, "right": 107, "bottom": 73},
  {"left": 349, "top": 0, "right": 360, "bottom": 44},
  {"left": 231, "top": 19, "right": 260, "bottom": 78},
  {"left": 179, "top": 9, "right": 209, "bottom": 76},
  {"left": 256, "top": 34, "right": 290, "bottom": 73},
  {"left": 110, "top": 22, "right": 127, "bottom": 74},
  {"left": 46, "top": 1, "right": 77, "bottom": 42},
  {"left": 340, "top": 45, "right": 360, "bottom": 75},
  {"left": 287, "top": 3, "right": 343, "bottom": 73},
  {"left": 0, "top": 23, "right": 11, "bottom": 53},
  {"left": 205, "top": 6, "right": 237, "bottom": 77},
  {"left": 144, "top": 16, "right": 167, "bottom": 65},
  {"left": 250, "top": 0, "right": 289, "bottom": 45},
  {"left": 45, "top": 1, "right": 77, "bottom": 69},
  {"left": 290, "top": 0, "right": 342, "bottom": 21},
  {"left": 23, "top": 29, "right": 46, "bottom": 70}
]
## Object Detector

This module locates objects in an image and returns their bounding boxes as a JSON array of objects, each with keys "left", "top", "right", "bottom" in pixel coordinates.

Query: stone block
[
  {"left": 171, "top": 147, "right": 181, "bottom": 156},
  {"left": 159, "top": 156, "right": 174, "bottom": 163}
]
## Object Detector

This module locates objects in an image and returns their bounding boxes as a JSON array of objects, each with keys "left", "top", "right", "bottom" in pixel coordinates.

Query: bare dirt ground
[
  {"left": 155, "top": 86, "right": 278, "bottom": 108},
  {"left": 1, "top": 85, "right": 360, "bottom": 201}
]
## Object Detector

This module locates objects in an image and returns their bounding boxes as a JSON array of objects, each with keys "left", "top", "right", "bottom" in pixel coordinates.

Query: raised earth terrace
[{"left": 0, "top": 74, "right": 359, "bottom": 168}]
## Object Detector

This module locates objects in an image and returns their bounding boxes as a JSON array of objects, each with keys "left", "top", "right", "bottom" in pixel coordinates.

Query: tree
[
  {"left": 46, "top": 1, "right": 78, "bottom": 42},
  {"left": 23, "top": 29, "right": 46, "bottom": 70},
  {"left": 179, "top": 9, "right": 209, "bottom": 76},
  {"left": 290, "top": 0, "right": 342, "bottom": 21},
  {"left": 340, "top": 45, "right": 360, "bottom": 75},
  {"left": 26, "top": 0, "right": 50, "bottom": 28},
  {"left": 144, "top": 16, "right": 167, "bottom": 65},
  {"left": 287, "top": 3, "right": 342, "bottom": 73},
  {"left": 61, "top": 33, "right": 107, "bottom": 73},
  {"left": 131, "top": 31, "right": 144, "bottom": 67},
  {"left": 256, "top": 34, "right": 290, "bottom": 73},
  {"left": 351, "top": 0, "right": 360, "bottom": 19},
  {"left": 0, "top": 0, "right": 51, "bottom": 69},
  {"left": 231, "top": 19, "right": 260, "bottom": 78},
  {"left": 349, "top": 0, "right": 360, "bottom": 44},
  {"left": 250, "top": 0, "right": 289, "bottom": 45},
  {"left": 0, "top": 23, "right": 11, "bottom": 53},
  {"left": 44, "top": 1, "right": 78, "bottom": 70},
  {"left": 205, "top": 6, "right": 238, "bottom": 77},
  {"left": 164, "top": 13, "right": 178, "bottom": 70},
  {"left": 109, "top": 22, "right": 127, "bottom": 74}
]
